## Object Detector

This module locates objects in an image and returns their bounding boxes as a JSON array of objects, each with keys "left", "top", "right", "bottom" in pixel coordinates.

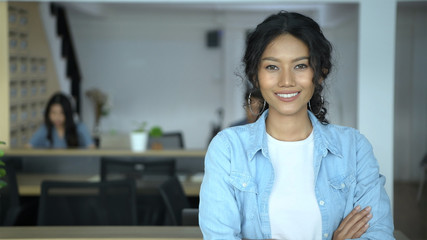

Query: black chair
[
  {"left": 148, "top": 132, "right": 184, "bottom": 150},
  {"left": 100, "top": 157, "right": 176, "bottom": 225},
  {"left": 0, "top": 157, "right": 22, "bottom": 226},
  {"left": 182, "top": 208, "right": 199, "bottom": 226},
  {"left": 37, "top": 180, "right": 137, "bottom": 226},
  {"left": 417, "top": 153, "right": 427, "bottom": 202},
  {"left": 159, "top": 176, "right": 197, "bottom": 226}
]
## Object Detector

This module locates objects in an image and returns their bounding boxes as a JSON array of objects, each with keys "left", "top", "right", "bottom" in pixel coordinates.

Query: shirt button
[
  {"left": 324, "top": 233, "right": 329, "bottom": 238},
  {"left": 242, "top": 183, "right": 247, "bottom": 187},
  {"left": 341, "top": 183, "right": 346, "bottom": 188},
  {"left": 319, "top": 200, "right": 325, "bottom": 206}
]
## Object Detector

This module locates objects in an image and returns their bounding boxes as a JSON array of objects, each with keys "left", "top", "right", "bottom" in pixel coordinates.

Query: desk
[
  {"left": 0, "top": 226, "right": 203, "bottom": 239},
  {"left": 0, "top": 227, "right": 411, "bottom": 240},
  {"left": 17, "top": 173, "right": 202, "bottom": 197},
  {"left": 4, "top": 149, "right": 206, "bottom": 158}
]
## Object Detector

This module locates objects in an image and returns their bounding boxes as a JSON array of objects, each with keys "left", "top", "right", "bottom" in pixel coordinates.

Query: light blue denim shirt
[
  {"left": 29, "top": 122, "right": 94, "bottom": 148},
  {"left": 199, "top": 110, "right": 394, "bottom": 240}
]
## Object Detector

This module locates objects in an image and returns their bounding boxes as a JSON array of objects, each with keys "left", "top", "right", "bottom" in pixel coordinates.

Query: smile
[{"left": 276, "top": 92, "right": 299, "bottom": 98}]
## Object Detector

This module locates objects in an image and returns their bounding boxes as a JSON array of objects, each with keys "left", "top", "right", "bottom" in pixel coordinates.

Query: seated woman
[{"left": 27, "top": 92, "right": 94, "bottom": 149}]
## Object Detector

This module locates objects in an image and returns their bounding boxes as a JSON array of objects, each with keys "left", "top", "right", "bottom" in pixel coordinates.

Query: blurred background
[{"left": 1, "top": 0, "right": 426, "bottom": 238}]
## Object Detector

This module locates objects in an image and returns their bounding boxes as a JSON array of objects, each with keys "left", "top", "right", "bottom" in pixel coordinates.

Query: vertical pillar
[
  {"left": 0, "top": 2, "right": 10, "bottom": 148},
  {"left": 358, "top": 0, "right": 396, "bottom": 206}
]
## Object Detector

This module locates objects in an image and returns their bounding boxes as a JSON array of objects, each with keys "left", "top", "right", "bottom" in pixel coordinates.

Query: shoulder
[
  {"left": 215, "top": 124, "right": 254, "bottom": 145},
  {"left": 75, "top": 122, "right": 90, "bottom": 132},
  {"left": 32, "top": 124, "right": 48, "bottom": 137},
  {"left": 208, "top": 124, "right": 255, "bottom": 155},
  {"left": 316, "top": 122, "right": 373, "bottom": 155},
  {"left": 317, "top": 122, "right": 363, "bottom": 142}
]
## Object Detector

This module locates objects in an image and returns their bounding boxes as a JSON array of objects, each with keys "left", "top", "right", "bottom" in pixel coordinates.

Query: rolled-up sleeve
[
  {"left": 199, "top": 133, "right": 242, "bottom": 239},
  {"left": 353, "top": 133, "right": 395, "bottom": 239}
]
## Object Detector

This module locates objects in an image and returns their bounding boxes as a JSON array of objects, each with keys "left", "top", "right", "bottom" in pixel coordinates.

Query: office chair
[
  {"left": 100, "top": 157, "right": 176, "bottom": 225},
  {"left": 417, "top": 153, "right": 427, "bottom": 202},
  {"left": 148, "top": 132, "right": 184, "bottom": 150},
  {"left": 159, "top": 176, "right": 198, "bottom": 226},
  {"left": 37, "top": 179, "right": 137, "bottom": 226},
  {"left": 0, "top": 157, "right": 22, "bottom": 226}
]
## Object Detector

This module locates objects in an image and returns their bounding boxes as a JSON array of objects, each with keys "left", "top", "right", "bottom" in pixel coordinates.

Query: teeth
[{"left": 277, "top": 92, "right": 298, "bottom": 98}]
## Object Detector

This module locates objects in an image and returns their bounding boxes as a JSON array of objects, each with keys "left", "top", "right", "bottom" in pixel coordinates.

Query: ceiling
[{"left": 60, "top": 1, "right": 358, "bottom": 28}]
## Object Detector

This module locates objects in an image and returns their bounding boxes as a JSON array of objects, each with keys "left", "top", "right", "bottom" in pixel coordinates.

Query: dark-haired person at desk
[{"left": 27, "top": 92, "right": 94, "bottom": 149}]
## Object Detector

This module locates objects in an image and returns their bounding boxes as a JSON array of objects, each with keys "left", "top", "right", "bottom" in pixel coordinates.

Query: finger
[
  {"left": 352, "top": 222, "right": 370, "bottom": 238},
  {"left": 341, "top": 206, "right": 371, "bottom": 234},
  {"left": 349, "top": 213, "right": 372, "bottom": 238},
  {"left": 337, "top": 206, "right": 361, "bottom": 231}
]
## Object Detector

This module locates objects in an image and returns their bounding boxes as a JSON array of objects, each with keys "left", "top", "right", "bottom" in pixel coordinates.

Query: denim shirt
[
  {"left": 199, "top": 110, "right": 394, "bottom": 240},
  {"left": 29, "top": 122, "right": 94, "bottom": 148}
]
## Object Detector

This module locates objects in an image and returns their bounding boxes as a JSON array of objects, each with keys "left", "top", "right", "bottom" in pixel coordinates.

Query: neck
[
  {"left": 265, "top": 110, "right": 312, "bottom": 142},
  {"left": 55, "top": 125, "right": 65, "bottom": 138}
]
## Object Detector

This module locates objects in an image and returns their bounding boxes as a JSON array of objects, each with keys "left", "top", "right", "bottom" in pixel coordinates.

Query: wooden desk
[
  {"left": 0, "top": 226, "right": 203, "bottom": 239},
  {"left": 17, "top": 174, "right": 202, "bottom": 197},
  {"left": 4, "top": 149, "right": 206, "bottom": 158},
  {"left": 0, "top": 227, "right": 411, "bottom": 240}
]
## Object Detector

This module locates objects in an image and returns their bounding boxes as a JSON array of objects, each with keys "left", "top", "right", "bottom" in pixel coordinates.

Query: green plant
[
  {"left": 0, "top": 141, "right": 7, "bottom": 189},
  {"left": 133, "top": 122, "right": 147, "bottom": 133},
  {"left": 149, "top": 126, "right": 163, "bottom": 138}
]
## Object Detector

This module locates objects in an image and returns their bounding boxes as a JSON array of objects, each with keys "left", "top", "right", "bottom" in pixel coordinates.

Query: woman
[
  {"left": 199, "top": 11, "right": 394, "bottom": 239},
  {"left": 27, "top": 92, "right": 94, "bottom": 149}
]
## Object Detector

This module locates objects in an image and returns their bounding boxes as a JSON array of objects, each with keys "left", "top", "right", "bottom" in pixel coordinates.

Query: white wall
[
  {"left": 68, "top": 10, "right": 225, "bottom": 149},
  {"left": 66, "top": 6, "right": 361, "bottom": 150},
  {"left": 57, "top": 1, "right": 427, "bottom": 186}
]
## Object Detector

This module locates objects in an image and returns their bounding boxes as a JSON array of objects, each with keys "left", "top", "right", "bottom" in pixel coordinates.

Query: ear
[
  {"left": 252, "top": 76, "right": 260, "bottom": 88},
  {"left": 318, "top": 68, "right": 329, "bottom": 84}
]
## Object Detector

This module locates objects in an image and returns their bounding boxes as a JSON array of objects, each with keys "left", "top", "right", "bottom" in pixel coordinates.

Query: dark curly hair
[{"left": 243, "top": 11, "right": 332, "bottom": 124}]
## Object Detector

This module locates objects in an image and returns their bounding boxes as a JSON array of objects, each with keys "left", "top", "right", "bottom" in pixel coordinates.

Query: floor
[{"left": 394, "top": 181, "right": 427, "bottom": 240}]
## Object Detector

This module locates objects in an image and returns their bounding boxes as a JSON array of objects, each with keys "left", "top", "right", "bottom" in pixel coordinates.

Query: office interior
[{"left": 0, "top": 0, "right": 426, "bottom": 239}]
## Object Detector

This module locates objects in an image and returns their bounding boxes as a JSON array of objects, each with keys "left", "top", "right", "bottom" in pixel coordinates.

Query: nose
[{"left": 278, "top": 68, "right": 295, "bottom": 87}]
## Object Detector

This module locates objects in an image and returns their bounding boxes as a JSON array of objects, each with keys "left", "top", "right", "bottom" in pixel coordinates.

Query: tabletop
[
  {"left": 3, "top": 149, "right": 206, "bottom": 157},
  {"left": 0, "top": 226, "right": 203, "bottom": 239},
  {"left": 16, "top": 173, "right": 202, "bottom": 197},
  {"left": 0, "top": 227, "right": 411, "bottom": 240}
]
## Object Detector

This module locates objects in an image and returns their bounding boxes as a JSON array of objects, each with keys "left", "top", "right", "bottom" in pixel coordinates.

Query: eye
[
  {"left": 295, "top": 64, "right": 308, "bottom": 70},
  {"left": 265, "top": 65, "right": 279, "bottom": 71}
]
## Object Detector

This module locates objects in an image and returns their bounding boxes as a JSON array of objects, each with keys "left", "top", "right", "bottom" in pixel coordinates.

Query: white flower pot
[{"left": 130, "top": 132, "right": 148, "bottom": 152}]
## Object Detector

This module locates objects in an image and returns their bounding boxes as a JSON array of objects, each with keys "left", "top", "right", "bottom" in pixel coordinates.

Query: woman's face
[
  {"left": 258, "top": 34, "right": 314, "bottom": 119},
  {"left": 49, "top": 103, "right": 65, "bottom": 128}
]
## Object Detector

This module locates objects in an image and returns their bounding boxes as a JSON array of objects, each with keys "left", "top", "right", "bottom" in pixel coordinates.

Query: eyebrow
[{"left": 261, "top": 56, "right": 310, "bottom": 63}]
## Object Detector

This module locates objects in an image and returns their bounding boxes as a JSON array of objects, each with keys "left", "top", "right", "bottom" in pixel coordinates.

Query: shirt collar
[{"left": 246, "top": 110, "right": 343, "bottom": 161}]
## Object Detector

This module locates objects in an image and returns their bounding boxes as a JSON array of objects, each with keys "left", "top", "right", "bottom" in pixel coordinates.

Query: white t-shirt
[{"left": 267, "top": 130, "right": 322, "bottom": 240}]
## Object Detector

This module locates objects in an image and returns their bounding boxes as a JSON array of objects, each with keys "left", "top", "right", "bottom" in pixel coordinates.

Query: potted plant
[
  {"left": 0, "top": 141, "right": 7, "bottom": 189},
  {"left": 130, "top": 122, "right": 149, "bottom": 152},
  {"left": 149, "top": 126, "right": 163, "bottom": 150}
]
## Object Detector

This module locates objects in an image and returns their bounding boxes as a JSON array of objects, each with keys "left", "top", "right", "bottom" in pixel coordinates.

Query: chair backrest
[
  {"left": 100, "top": 157, "right": 176, "bottom": 225},
  {"left": 0, "top": 157, "right": 21, "bottom": 226},
  {"left": 148, "top": 132, "right": 184, "bottom": 150},
  {"left": 37, "top": 180, "right": 137, "bottom": 226},
  {"left": 100, "top": 157, "right": 176, "bottom": 187},
  {"left": 182, "top": 208, "right": 199, "bottom": 226},
  {"left": 158, "top": 176, "right": 191, "bottom": 225}
]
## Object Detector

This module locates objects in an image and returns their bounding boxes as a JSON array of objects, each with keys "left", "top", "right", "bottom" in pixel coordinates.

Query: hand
[{"left": 332, "top": 206, "right": 372, "bottom": 240}]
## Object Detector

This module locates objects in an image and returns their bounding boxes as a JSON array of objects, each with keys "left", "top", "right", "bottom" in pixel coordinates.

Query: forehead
[
  {"left": 262, "top": 34, "right": 309, "bottom": 57},
  {"left": 50, "top": 103, "right": 63, "bottom": 112}
]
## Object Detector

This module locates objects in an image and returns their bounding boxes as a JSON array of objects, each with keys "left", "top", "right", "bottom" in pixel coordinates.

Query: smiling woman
[{"left": 199, "top": 11, "right": 394, "bottom": 240}]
